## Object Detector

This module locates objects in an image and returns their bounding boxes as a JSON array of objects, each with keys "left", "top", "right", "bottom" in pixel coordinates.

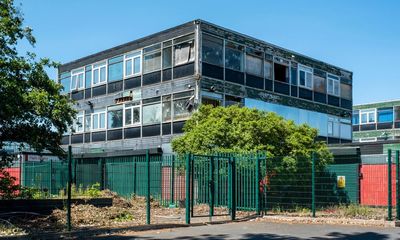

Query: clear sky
[{"left": 16, "top": 0, "right": 400, "bottom": 105}]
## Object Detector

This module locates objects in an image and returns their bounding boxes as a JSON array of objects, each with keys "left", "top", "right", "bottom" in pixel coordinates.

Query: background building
[
  {"left": 353, "top": 99, "right": 400, "bottom": 142},
  {"left": 58, "top": 20, "right": 353, "bottom": 156}
]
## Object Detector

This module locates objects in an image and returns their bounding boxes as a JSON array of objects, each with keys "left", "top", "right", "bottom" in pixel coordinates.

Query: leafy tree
[{"left": 0, "top": 0, "right": 75, "bottom": 197}]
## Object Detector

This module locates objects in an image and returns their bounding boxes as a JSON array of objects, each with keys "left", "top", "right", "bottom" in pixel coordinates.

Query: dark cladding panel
[
  {"left": 61, "top": 135, "right": 70, "bottom": 145},
  {"left": 84, "top": 133, "right": 91, "bottom": 143},
  {"left": 274, "top": 81, "right": 290, "bottom": 95},
  {"left": 124, "top": 76, "right": 141, "bottom": 89},
  {"left": 341, "top": 99, "right": 352, "bottom": 110},
  {"left": 107, "top": 129, "right": 123, "bottom": 140},
  {"left": 328, "top": 95, "right": 340, "bottom": 107},
  {"left": 291, "top": 86, "right": 298, "bottom": 97},
  {"left": 124, "top": 127, "right": 141, "bottom": 139},
  {"left": 173, "top": 121, "right": 186, "bottom": 134},
  {"left": 162, "top": 122, "right": 172, "bottom": 135},
  {"left": 85, "top": 88, "right": 91, "bottom": 99},
  {"left": 71, "top": 134, "right": 83, "bottom": 144},
  {"left": 173, "top": 63, "right": 194, "bottom": 79},
  {"left": 108, "top": 81, "right": 123, "bottom": 94},
  {"left": 92, "top": 131, "right": 106, "bottom": 142},
  {"left": 71, "top": 90, "right": 84, "bottom": 101},
  {"left": 246, "top": 74, "right": 263, "bottom": 89},
  {"left": 298, "top": 88, "right": 312, "bottom": 100},
  {"left": 142, "top": 124, "right": 161, "bottom": 137},
  {"left": 92, "top": 85, "right": 107, "bottom": 97},
  {"left": 313, "top": 92, "right": 326, "bottom": 104},
  {"left": 163, "top": 68, "right": 172, "bottom": 82},
  {"left": 143, "top": 71, "right": 161, "bottom": 86},
  {"left": 225, "top": 69, "right": 244, "bottom": 85},
  {"left": 202, "top": 63, "right": 223, "bottom": 80},
  {"left": 265, "top": 79, "right": 272, "bottom": 91}
]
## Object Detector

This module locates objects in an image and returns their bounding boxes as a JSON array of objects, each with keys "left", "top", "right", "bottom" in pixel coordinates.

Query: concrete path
[{"left": 125, "top": 221, "right": 400, "bottom": 240}]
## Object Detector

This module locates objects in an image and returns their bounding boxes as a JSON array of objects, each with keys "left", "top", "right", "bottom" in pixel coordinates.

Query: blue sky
[{"left": 16, "top": 0, "right": 400, "bottom": 105}]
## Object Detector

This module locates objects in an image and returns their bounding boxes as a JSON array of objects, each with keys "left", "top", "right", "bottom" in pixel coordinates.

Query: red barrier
[
  {"left": 360, "top": 164, "right": 396, "bottom": 206},
  {"left": 2, "top": 167, "right": 21, "bottom": 186}
]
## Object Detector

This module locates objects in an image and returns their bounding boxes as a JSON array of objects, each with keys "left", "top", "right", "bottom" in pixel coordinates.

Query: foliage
[
  {"left": 0, "top": 0, "right": 75, "bottom": 198},
  {"left": 0, "top": 171, "right": 19, "bottom": 199}
]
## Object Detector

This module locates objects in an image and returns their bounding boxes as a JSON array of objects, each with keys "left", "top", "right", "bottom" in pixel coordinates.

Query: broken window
[
  {"left": 162, "top": 47, "right": 172, "bottom": 69},
  {"left": 174, "top": 41, "right": 195, "bottom": 66},
  {"left": 143, "top": 98, "right": 162, "bottom": 125},
  {"left": 313, "top": 75, "right": 326, "bottom": 93},
  {"left": 246, "top": 54, "right": 263, "bottom": 76},
  {"left": 173, "top": 91, "right": 194, "bottom": 120},
  {"left": 162, "top": 95, "right": 172, "bottom": 122},
  {"left": 340, "top": 83, "right": 352, "bottom": 100},
  {"left": 274, "top": 63, "right": 289, "bottom": 83},
  {"left": 298, "top": 64, "right": 313, "bottom": 89},
  {"left": 225, "top": 41, "right": 244, "bottom": 71},
  {"left": 264, "top": 61, "right": 272, "bottom": 79},
  {"left": 202, "top": 34, "right": 223, "bottom": 66}
]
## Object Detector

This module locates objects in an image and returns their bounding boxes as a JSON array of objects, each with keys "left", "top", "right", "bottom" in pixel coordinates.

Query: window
[
  {"left": 73, "top": 112, "right": 84, "bottom": 133},
  {"left": 125, "top": 102, "right": 141, "bottom": 126},
  {"left": 352, "top": 110, "right": 359, "bottom": 125},
  {"left": 246, "top": 54, "right": 263, "bottom": 76},
  {"left": 274, "top": 62, "right": 289, "bottom": 83},
  {"left": 173, "top": 91, "right": 194, "bottom": 120},
  {"left": 107, "top": 105, "right": 123, "bottom": 129},
  {"left": 298, "top": 65, "right": 313, "bottom": 89},
  {"left": 162, "top": 95, "right": 172, "bottom": 122},
  {"left": 328, "top": 117, "right": 340, "bottom": 137},
  {"left": 108, "top": 56, "right": 123, "bottom": 82},
  {"left": 360, "top": 109, "right": 376, "bottom": 124},
  {"left": 264, "top": 61, "right": 272, "bottom": 79},
  {"left": 71, "top": 68, "right": 85, "bottom": 90},
  {"left": 340, "top": 83, "right": 352, "bottom": 100},
  {"left": 60, "top": 73, "right": 71, "bottom": 94},
  {"left": 327, "top": 74, "right": 340, "bottom": 96},
  {"left": 313, "top": 75, "right": 326, "bottom": 93},
  {"left": 142, "top": 98, "right": 161, "bottom": 125},
  {"left": 162, "top": 47, "right": 172, "bottom": 69},
  {"left": 92, "top": 109, "right": 106, "bottom": 130},
  {"left": 225, "top": 42, "right": 243, "bottom": 71},
  {"left": 143, "top": 44, "right": 161, "bottom": 74},
  {"left": 174, "top": 41, "right": 195, "bottom": 66},
  {"left": 124, "top": 51, "right": 141, "bottom": 77},
  {"left": 377, "top": 108, "right": 393, "bottom": 123},
  {"left": 85, "top": 65, "right": 92, "bottom": 88},
  {"left": 395, "top": 106, "right": 400, "bottom": 121},
  {"left": 92, "top": 61, "right": 107, "bottom": 85},
  {"left": 202, "top": 34, "right": 223, "bottom": 66},
  {"left": 84, "top": 114, "right": 91, "bottom": 132},
  {"left": 225, "top": 95, "right": 243, "bottom": 107}
]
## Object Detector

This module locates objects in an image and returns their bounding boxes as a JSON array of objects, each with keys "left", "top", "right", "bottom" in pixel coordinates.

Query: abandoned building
[{"left": 58, "top": 19, "right": 353, "bottom": 155}]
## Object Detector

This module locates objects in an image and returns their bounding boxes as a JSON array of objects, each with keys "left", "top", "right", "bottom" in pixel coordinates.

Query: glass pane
[
  {"left": 246, "top": 55, "right": 263, "bottom": 76},
  {"left": 100, "top": 113, "right": 105, "bottom": 128},
  {"left": 225, "top": 46, "right": 243, "bottom": 71},
  {"left": 142, "top": 103, "right": 161, "bottom": 125},
  {"left": 93, "top": 114, "right": 99, "bottom": 129},
  {"left": 108, "top": 107, "right": 123, "bottom": 128},
  {"left": 125, "top": 59, "right": 132, "bottom": 76},
  {"left": 60, "top": 77, "right": 71, "bottom": 94},
  {"left": 395, "top": 106, "right": 400, "bottom": 121},
  {"left": 313, "top": 75, "right": 326, "bottom": 93},
  {"left": 340, "top": 83, "right": 352, "bottom": 100},
  {"left": 163, "top": 47, "right": 172, "bottom": 69},
  {"left": 334, "top": 81, "right": 339, "bottom": 95},
  {"left": 144, "top": 51, "right": 161, "bottom": 73},
  {"left": 299, "top": 71, "right": 305, "bottom": 86},
  {"left": 264, "top": 61, "right": 272, "bottom": 79},
  {"left": 202, "top": 34, "right": 223, "bottom": 66},
  {"left": 378, "top": 108, "right": 393, "bottom": 123},
  {"left": 85, "top": 115, "right": 91, "bottom": 131},
  {"left": 108, "top": 62, "right": 123, "bottom": 82},
  {"left": 369, "top": 112, "right": 375, "bottom": 123},
  {"left": 100, "top": 67, "right": 106, "bottom": 82},
  {"left": 125, "top": 109, "right": 132, "bottom": 125},
  {"left": 174, "top": 42, "right": 191, "bottom": 66},
  {"left": 361, "top": 113, "right": 367, "bottom": 124},
  {"left": 132, "top": 107, "right": 140, "bottom": 123},
  {"left": 162, "top": 101, "right": 172, "bottom": 122},
  {"left": 173, "top": 98, "right": 191, "bottom": 120},
  {"left": 85, "top": 70, "right": 91, "bottom": 88},
  {"left": 352, "top": 112, "right": 359, "bottom": 125},
  {"left": 71, "top": 75, "right": 77, "bottom": 89},
  {"left": 93, "top": 69, "right": 99, "bottom": 84},
  {"left": 134, "top": 57, "right": 141, "bottom": 74}
]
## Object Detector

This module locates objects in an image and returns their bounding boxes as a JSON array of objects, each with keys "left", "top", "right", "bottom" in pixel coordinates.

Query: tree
[{"left": 0, "top": 0, "right": 75, "bottom": 196}]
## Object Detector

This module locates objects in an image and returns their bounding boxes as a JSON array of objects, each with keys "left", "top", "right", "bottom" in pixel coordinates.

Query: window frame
[
  {"left": 107, "top": 105, "right": 124, "bottom": 129},
  {"left": 73, "top": 111, "right": 84, "bottom": 133},
  {"left": 124, "top": 101, "right": 141, "bottom": 127},
  {"left": 360, "top": 109, "right": 376, "bottom": 125},
  {"left": 91, "top": 61, "right": 107, "bottom": 86},
  {"left": 298, "top": 64, "right": 313, "bottom": 90},
  {"left": 70, "top": 68, "right": 85, "bottom": 91},
  {"left": 91, "top": 109, "right": 106, "bottom": 131},
  {"left": 327, "top": 73, "right": 340, "bottom": 96},
  {"left": 123, "top": 50, "right": 142, "bottom": 78}
]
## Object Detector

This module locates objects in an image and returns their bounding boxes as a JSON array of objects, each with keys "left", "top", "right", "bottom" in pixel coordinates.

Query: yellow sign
[{"left": 337, "top": 176, "right": 346, "bottom": 188}]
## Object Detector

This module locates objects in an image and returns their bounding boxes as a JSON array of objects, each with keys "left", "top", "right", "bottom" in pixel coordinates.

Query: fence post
[
  {"left": 146, "top": 150, "right": 151, "bottom": 225},
  {"left": 230, "top": 156, "right": 236, "bottom": 221},
  {"left": 98, "top": 158, "right": 104, "bottom": 190},
  {"left": 396, "top": 150, "right": 400, "bottom": 220},
  {"left": 312, "top": 152, "right": 316, "bottom": 218},
  {"left": 67, "top": 145, "right": 72, "bottom": 231},
  {"left": 388, "top": 149, "right": 392, "bottom": 221},
  {"left": 49, "top": 159, "right": 53, "bottom": 196},
  {"left": 170, "top": 155, "right": 175, "bottom": 207},
  {"left": 185, "top": 153, "right": 191, "bottom": 224},
  {"left": 190, "top": 154, "right": 194, "bottom": 217},
  {"left": 209, "top": 156, "right": 215, "bottom": 218},
  {"left": 256, "top": 154, "right": 261, "bottom": 216}
]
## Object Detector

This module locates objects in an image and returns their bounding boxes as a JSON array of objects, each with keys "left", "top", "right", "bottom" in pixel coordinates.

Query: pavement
[{"left": 118, "top": 221, "right": 400, "bottom": 240}]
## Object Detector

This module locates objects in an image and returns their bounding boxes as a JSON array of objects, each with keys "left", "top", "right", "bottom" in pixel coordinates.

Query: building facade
[
  {"left": 59, "top": 20, "right": 353, "bottom": 155},
  {"left": 353, "top": 100, "right": 400, "bottom": 142}
]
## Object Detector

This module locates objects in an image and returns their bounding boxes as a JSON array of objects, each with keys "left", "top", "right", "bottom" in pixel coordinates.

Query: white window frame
[
  {"left": 73, "top": 111, "right": 84, "bottom": 133},
  {"left": 91, "top": 61, "right": 107, "bottom": 86},
  {"left": 70, "top": 68, "right": 85, "bottom": 91},
  {"left": 360, "top": 109, "right": 376, "bottom": 125},
  {"left": 123, "top": 102, "right": 141, "bottom": 127},
  {"left": 359, "top": 137, "right": 377, "bottom": 142},
  {"left": 91, "top": 109, "right": 106, "bottom": 131},
  {"left": 123, "top": 50, "right": 142, "bottom": 78},
  {"left": 298, "top": 64, "right": 313, "bottom": 89},
  {"left": 327, "top": 73, "right": 340, "bottom": 96}
]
